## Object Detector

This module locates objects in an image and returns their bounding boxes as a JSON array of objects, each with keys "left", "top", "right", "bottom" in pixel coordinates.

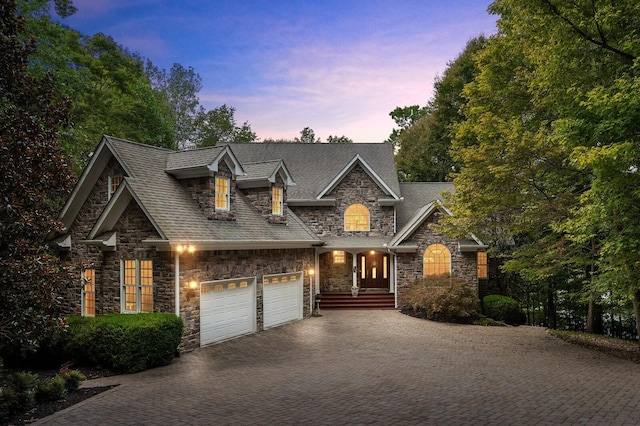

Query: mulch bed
[
  {"left": 5, "top": 385, "right": 116, "bottom": 425},
  {"left": 3, "top": 366, "right": 118, "bottom": 425}
]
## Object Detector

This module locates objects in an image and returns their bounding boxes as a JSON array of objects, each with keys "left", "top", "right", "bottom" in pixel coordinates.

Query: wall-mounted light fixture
[{"left": 186, "top": 278, "right": 199, "bottom": 300}]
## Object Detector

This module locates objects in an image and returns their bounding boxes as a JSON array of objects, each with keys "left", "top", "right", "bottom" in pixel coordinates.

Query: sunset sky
[{"left": 58, "top": 0, "right": 498, "bottom": 142}]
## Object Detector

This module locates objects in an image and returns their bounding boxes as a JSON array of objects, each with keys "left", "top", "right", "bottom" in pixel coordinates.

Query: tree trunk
[
  {"left": 632, "top": 289, "right": 640, "bottom": 342},
  {"left": 586, "top": 299, "right": 603, "bottom": 334}
]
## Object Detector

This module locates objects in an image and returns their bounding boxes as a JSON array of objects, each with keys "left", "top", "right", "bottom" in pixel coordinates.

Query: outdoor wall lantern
[{"left": 186, "top": 278, "right": 199, "bottom": 300}]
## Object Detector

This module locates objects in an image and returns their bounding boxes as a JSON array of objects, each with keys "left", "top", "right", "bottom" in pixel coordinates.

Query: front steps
[{"left": 317, "top": 291, "right": 396, "bottom": 310}]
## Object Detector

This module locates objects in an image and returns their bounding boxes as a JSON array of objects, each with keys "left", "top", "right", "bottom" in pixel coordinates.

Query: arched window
[
  {"left": 423, "top": 244, "right": 451, "bottom": 277},
  {"left": 344, "top": 203, "right": 370, "bottom": 231}
]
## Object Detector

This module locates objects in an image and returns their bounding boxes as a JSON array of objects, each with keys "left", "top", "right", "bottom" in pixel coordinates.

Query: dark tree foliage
[{"left": 0, "top": 0, "right": 74, "bottom": 356}]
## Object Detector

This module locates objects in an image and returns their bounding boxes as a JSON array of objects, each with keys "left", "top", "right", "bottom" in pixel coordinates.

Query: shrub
[
  {"left": 400, "top": 276, "right": 480, "bottom": 323},
  {"left": 60, "top": 370, "right": 86, "bottom": 392},
  {"left": 67, "top": 313, "right": 183, "bottom": 373},
  {"left": 6, "top": 372, "right": 39, "bottom": 411},
  {"left": 38, "top": 375, "right": 67, "bottom": 401},
  {"left": 482, "top": 295, "right": 526, "bottom": 325}
]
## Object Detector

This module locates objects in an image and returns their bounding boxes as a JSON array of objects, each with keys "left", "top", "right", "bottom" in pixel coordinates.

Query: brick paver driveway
[{"left": 38, "top": 310, "right": 640, "bottom": 425}]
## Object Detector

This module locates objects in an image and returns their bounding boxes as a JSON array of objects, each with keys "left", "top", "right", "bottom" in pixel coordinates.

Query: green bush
[
  {"left": 67, "top": 313, "right": 183, "bottom": 373},
  {"left": 60, "top": 370, "right": 86, "bottom": 392},
  {"left": 482, "top": 295, "right": 526, "bottom": 325},
  {"left": 38, "top": 375, "right": 67, "bottom": 400},
  {"left": 400, "top": 276, "right": 480, "bottom": 323},
  {"left": 6, "top": 372, "right": 39, "bottom": 411}
]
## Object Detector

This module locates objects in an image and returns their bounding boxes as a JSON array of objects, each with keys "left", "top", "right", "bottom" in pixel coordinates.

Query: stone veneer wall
[
  {"left": 61, "top": 158, "right": 128, "bottom": 315},
  {"left": 318, "top": 251, "right": 353, "bottom": 292},
  {"left": 395, "top": 213, "right": 478, "bottom": 304},
  {"left": 242, "top": 174, "right": 287, "bottom": 224},
  {"left": 179, "top": 248, "right": 315, "bottom": 351},
  {"left": 290, "top": 164, "right": 395, "bottom": 237},
  {"left": 180, "top": 162, "right": 236, "bottom": 221}
]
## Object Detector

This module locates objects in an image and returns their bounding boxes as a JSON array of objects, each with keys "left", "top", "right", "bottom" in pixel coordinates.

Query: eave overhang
[
  {"left": 142, "top": 239, "right": 321, "bottom": 251},
  {"left": 286, "top": 198, "right": 336, "bottom": 207}
]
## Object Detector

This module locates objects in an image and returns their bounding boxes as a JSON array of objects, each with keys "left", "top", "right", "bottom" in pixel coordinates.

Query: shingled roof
[
  {"left": 80, "top": 136, "right": 320, "bottom": 250},
  {"left": 223, "top": 142, "right": 401, "bottom": 201}
]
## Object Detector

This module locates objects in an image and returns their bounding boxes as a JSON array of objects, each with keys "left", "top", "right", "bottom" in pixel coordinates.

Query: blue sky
[{"left": 59, "top": 0, "right": 497, "bottom": 142}]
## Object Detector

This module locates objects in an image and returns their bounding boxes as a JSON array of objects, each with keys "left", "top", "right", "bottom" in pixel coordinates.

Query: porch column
[{"left": 352, "top": 253, "right": 358, "bottom": 288}]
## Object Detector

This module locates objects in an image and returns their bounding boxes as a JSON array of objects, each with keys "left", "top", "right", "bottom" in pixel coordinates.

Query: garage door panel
[
  {"left": 200, "top": 278, "right": 255, "bottom": 346},
  {"left": 264, "top": 273, "right": 303, "bottom": 329}
]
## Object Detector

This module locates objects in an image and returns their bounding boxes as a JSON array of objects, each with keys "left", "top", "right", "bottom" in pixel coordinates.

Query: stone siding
[
  {"left": 290, "top": 164, "right": 395, "bottom": 237},
  {"left": 180, "top": 162, "right": 236, "bottom": 221},
  {"left": 243, "top": 174, "right": 287, "bottom": 224},
  {"left": 318, "top": 251, "right": 353, "bottom": 292},
  {"left": 395, "top": 213, "right": 478, "bottom": 304}
]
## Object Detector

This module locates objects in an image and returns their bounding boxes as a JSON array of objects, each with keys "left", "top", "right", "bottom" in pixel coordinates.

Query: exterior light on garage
[
  {"left": 176, "top": 244, "right": 196, "bottom": 253},
  {"left": 308, "top": 268, "right": 315, "bottom": 276},
  {"left": 188, "top": 279, "right": 199, "bottom": 290}
]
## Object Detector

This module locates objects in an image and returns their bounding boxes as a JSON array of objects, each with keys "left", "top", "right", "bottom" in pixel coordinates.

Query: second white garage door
[
  {"left": 263, "top": 272, "right": 303, "bottom": 329},
  {"left": 200, "top": 277, "right": 256, "bottom": 346}
]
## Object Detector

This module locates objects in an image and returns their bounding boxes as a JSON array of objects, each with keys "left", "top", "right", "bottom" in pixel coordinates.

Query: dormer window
[
  {"left": 215, "top": 176, "right": 230, "bottom": 211},
  {"left": 108, "top": 176, "right": 121, "bottom": 200},
  {"left": 272, "top": 187, "right": 283, "bottom": 216},
  {"left": 345, "top": 203, "right": 370, "bottom": 231}
]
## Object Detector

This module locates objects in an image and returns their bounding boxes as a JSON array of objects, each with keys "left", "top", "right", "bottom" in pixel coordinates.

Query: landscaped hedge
[
  {"left": 400, "top": 276, "right": 480, "bottom": 323},
  {"left": 65, "top": 313, "right": 183, "bottom": 373},
  {"left": 482, "top": 295, "right": 526, "bottom": 325}
]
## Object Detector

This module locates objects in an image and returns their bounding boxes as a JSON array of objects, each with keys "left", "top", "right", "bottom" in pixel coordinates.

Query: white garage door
[
  {"left": 263, "top": 272, "right": 303, "bottom": 329},
  {"left": 200, "top": 278, "right": 256, "bottom": 346}
]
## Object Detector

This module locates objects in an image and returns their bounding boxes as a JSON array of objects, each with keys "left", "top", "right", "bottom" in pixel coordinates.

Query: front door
[{"left": 357, "top": 251, "right": 389, "bottom": 289}]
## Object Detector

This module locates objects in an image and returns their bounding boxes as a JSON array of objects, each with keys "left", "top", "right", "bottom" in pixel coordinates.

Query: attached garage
[
  {"left": 200, "top": 277, "right": 256, "bottom": 346},
  {"left": 263, "top": 272, "right": 304, "bottom": 329}
]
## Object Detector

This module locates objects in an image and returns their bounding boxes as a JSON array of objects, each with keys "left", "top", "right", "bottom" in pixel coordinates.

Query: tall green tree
[
  {"left": 443, "top": 0, "right": 640, "bottom": 336},
  {"left": 384, "top": 105, "right": 428, "bottom": 148},
  {"left": 0, "top": 0, "right": 75, "bottom": 356},
  {"left": 395, "top": 36, "right": 486, "bottom": 182},
  {"left": 192, "top": 104, "right": 257, "bottom": 147},
  {"left": 295, "top": 127, "right": 320, "bottom": 143}
]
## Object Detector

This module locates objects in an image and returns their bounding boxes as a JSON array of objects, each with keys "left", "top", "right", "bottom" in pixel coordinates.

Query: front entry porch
[{"left": 314, "top": 247, "right": 396, "bottom": 309}]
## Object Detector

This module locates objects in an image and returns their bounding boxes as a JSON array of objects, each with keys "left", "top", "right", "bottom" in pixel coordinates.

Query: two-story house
[{"left": 56, "top": 136, "right": 488, "bottom": 350}]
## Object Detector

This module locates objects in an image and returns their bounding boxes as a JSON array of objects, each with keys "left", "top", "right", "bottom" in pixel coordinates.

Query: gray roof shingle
[
  {"left": 396, "top": 182, "right": 455, "bottom": 230},
  {"left": 224, "top": 143, "right": 400, "bottom": 200},
  {"left": 105, "top": 136, "right": 319, "bottom": 246}
]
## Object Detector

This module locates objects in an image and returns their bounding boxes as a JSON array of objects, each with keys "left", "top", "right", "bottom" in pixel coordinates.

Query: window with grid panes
[
  {"left": 122, "top": 259, "right": 153, "bottom": 313},
  {"left": 423, "top": 244, "right": 451, "bottom": 277},
  {"left": 344, "top": 203, "right": 370, "bottom": 231},
  {"left": 108, "top": 176, "right": 121, "bottom": 200},
  {"left": 477, "top": 252, "right": 488, "bottom": 279},
  {"left": 272, "top": 187, "right": 283, "bottom": 215},
  {"left": 215, "top": 177, "right": 230, "bottom": 210},
  {"left": 82, "top": 269, "right": 95, "bottom": 316}
]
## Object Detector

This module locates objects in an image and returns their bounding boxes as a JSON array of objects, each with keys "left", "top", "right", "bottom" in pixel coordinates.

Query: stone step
[{"left": 317, "top": 291, "right": 396, "bottom": 310}]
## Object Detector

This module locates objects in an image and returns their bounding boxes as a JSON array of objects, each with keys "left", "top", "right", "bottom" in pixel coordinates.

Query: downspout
[{"left": 174, "top": 251, "right": 181, "bottom": 317}]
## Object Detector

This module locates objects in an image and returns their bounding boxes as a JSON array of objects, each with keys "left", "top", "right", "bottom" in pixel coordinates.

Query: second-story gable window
[
  {"left": 108, "top": 176, "right": 121, "bottom": 200},
  {"left": 215, "top": 176, "right": 230, "bottom": 211},
  {"left": 345, "top": 203, "right": 370, "bottom": 231},
  {"left": 272, "top": 187, "right": 283, "bottom": 216}
]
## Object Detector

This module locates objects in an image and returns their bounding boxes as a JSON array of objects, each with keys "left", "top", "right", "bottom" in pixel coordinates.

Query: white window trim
[
  {"left": 272, "top": 186, "right": 283, "bottom": 216},
  {"left": 120, "top": 259, "right": 153, "bottom": 313},
  {"left": 215, "top": 177, "right": 230, "bottom": 211}
]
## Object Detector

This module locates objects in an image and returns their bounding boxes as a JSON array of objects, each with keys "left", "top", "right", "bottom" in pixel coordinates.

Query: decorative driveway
[{"left": 38, "top": 310, "right": 640, "bottom": 425}]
